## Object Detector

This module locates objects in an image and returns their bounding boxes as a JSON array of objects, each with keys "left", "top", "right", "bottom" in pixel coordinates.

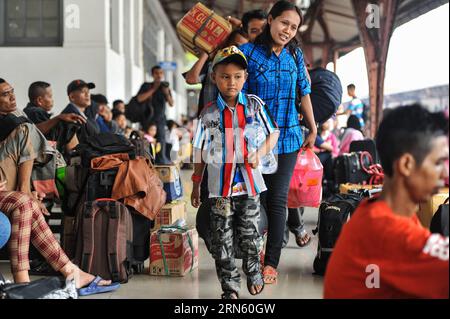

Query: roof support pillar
[{"left": 352, "top": 0, "right": 399, "bottom": 137}]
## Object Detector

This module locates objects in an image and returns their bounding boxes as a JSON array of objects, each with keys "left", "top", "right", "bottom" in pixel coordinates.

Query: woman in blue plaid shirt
[{"left": 239, "top": 0, "right": 317, "bottom": 284}]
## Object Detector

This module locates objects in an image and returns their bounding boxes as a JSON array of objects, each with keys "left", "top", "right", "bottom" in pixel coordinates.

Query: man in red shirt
[{"left": 324, "top": 104, "right": 449, "bottom": 299}]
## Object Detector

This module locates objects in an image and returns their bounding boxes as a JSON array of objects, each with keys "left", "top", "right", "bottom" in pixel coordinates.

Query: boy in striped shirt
[{"left": 191, "top": 46, "right": 279, "bottom": 299}]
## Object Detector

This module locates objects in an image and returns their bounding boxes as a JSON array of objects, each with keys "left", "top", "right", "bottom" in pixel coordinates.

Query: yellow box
[
  {"left": 155, "top": 165, "right": 180, "bottom": 184},
  {"left": 418, "top": 189, "right": 449, "bottom": 229}
]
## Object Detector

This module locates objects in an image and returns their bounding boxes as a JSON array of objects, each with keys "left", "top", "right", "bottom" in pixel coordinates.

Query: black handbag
[{"left": 0, "top": 274, "right": 77, "bottom": 299}]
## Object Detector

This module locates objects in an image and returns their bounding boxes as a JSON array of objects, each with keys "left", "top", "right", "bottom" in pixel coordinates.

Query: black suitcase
[
  {"left": 350, "top": 139, "right": 380, "bottom": 164},
  {"left": 333, "top": 152, "right": 371, "bottom": 185},
  {"left": 312, "top": 193, "right": 364, "bottom": 276},
  {"left": 86, "top": 169, "right": 153, "bottom": 274}
]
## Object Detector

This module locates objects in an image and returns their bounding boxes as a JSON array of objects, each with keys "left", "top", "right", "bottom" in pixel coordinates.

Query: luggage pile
[{"left": 62, "top": 133, "right": 166, "bottom": 283}]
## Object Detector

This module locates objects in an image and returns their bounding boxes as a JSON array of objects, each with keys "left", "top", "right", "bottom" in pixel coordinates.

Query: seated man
[
  {"left": 0, "top": 79, "right": 56, "bottom": 194},
  {"left": 24, "top": 81, "right": 86, "bottom": 155},
  {"left": 0, "top": 80, "right": 118, "bottom": 294},
  {"left": 61, "top": 80, "right": 100, "bottom": 144},
  {"left": 324, "top": 104, "right": 449, "bottom": 299}
]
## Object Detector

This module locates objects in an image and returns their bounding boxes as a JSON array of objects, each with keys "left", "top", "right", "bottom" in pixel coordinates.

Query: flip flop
[
  {"left": 247, "top": 273, "right": 265, "bottom": 296},
  {"left": 296, "top": 230, "right": 312, "bottom": 248},
  {"left": 78, "top": 276, "right": 121, "bottom": 297}
]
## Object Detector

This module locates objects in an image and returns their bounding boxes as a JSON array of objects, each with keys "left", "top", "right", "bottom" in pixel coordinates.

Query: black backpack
[
  {"left": 74, "top": 132, "right": 136, "bottom": 167},
  {"left": 312, "top": 193, "right": 364, "bottom": 276},
  {"left": 125, "top": 96, "right": 153, "bottom": 125},
  {"left": 298, "top": 67, "right": 343, "bottom": 125}
]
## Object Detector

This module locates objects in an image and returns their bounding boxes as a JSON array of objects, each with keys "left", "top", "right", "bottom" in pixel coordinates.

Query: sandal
[
  {"left": 78, "top": 276, "right": 121, "bottom": 297},
  {"left": 295, "top": 229, "right": 311, "bottom": 248},
  {"left": 221, "top": 291, "right": 239, "bottom": 299},
  {"left": 247, "top": 273, "right": 265, "bottom": 296},
  {"left": 263, "top": 266, "right": 278, "bottom": 285}
]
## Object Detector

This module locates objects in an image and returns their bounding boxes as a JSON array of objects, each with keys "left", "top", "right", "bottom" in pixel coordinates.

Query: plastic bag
[{"left": 287, "top": 148, "right": 323, "bottom": 208}]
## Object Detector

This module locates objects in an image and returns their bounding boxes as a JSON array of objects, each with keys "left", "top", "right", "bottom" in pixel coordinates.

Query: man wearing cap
[{"left": 61, "top": 80, "right": 100, "bottom": 144}]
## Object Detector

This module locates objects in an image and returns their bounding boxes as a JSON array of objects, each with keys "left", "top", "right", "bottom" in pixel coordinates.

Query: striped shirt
[
  {"left": 239, "top": 42, "right": 311, "bottom": 155},
  {"left": 193, "top": 92, "right": 278, "bottom": 198}
]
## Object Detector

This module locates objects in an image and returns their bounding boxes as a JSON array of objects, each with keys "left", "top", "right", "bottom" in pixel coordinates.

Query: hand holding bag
[{"left": 288, "top": 148, "right": 323, "bottom": 208}]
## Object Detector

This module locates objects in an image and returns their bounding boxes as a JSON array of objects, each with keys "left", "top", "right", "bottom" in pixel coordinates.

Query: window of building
[{"left": 0, "top": 0, "right": 63, "bottom": 46}]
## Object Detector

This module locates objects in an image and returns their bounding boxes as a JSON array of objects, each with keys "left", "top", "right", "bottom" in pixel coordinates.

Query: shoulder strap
[
  {"left": 81, "top": 202, "right": 98, "bottom": 273},
  {"left": 106, "top": 201, "right": 122, "bottom": 283}
]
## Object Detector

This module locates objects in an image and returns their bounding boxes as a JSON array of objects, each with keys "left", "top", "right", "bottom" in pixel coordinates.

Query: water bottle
[{"left": 244, "top": 117, "right": 278, "bottom": 174}]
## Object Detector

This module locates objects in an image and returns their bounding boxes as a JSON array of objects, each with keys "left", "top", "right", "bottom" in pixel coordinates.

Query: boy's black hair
[
  {"left": 223, "top": 29, "right": 247, "bottom": 47},
  {"left": 242, "top": 9, "right": 267, "bottom": 33},
  {"left": 376, "top": 104, "right": 448, "bottom": 177},
  {"left": 254, "top": 1, "right": 303, "bottom": 58},
  {"left": 0, "top": 78, "right": 5, "bottom": 84},
  {"left": 28, "top": 81, "right": 51, "bottom": 103},
  {"left": 347, "top": 84, "right": 356, "bottom": 90},
  {"left": 347, "top": 115, "right": 361, "bottom": 131}
]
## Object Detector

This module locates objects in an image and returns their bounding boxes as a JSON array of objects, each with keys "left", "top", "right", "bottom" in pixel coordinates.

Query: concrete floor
[{"left": 0, "top": 169, "right": 324, "bottom": 299}]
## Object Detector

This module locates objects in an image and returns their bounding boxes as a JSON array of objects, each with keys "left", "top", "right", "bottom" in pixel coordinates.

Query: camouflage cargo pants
[{"left": 209, "top": 195, "right": 263, "bottom": 294}]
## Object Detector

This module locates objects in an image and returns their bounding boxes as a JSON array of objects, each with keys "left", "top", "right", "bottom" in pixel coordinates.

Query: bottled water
[{"left": 244, "top": 117, "right": 278, "bottom": 174}]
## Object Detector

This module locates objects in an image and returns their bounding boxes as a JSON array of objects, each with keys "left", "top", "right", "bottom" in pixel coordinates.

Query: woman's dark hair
[
  {"left": 347, "top": 115, "right": 362, "bottom": 131},
  {"left": 0, "top": 78, "right": 5, "bottom": 84},
  {"left": 254, "top": 0, "right": 303, "bottom": 57}
]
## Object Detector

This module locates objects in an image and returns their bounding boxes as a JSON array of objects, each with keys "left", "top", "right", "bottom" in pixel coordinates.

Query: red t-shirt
[{"left": 324, "top": 199, "right": 449, "bottom": 299}]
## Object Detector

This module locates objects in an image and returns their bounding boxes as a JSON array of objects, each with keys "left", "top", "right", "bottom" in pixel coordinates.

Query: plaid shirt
[
  {"left": 193, "top": 92, "right": 278, "bottom": 198},
  {"left": 239, "top": 43, "right": 311, "bottom": 154}
]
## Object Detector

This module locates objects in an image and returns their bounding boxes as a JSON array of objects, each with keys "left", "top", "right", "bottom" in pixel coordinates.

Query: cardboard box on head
[{"left": 177, "top": 2, "right": 232, "bottom": 57}]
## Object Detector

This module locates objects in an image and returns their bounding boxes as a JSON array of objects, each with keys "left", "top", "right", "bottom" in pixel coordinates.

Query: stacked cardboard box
[
  {"left": 176, "top": 2, "right": 232, "bottom": 57},
  {"left": 155, "top": 165, "right": 183, "bottom": 203},
  {"left": 152, "top": 201, "right": 186, "bottom": 231},
  {"left": 418, "top": 188, "right": 449, "bottom": 228},
  {"left": 149, "top": 227, "right": 199, "bottom": 276}
]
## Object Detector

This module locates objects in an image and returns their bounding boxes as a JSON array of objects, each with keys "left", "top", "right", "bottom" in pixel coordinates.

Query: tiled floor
[{"left": 0, "top": 169, "right": 324, "bottom": 299}]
